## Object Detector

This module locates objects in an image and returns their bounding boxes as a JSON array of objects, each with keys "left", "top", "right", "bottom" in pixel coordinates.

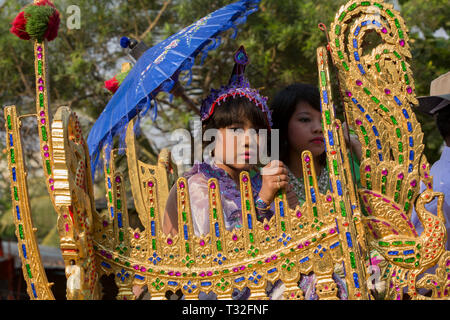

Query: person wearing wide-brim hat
[{"left": 412, "top": 71, "right": 450, "bottom": 251}]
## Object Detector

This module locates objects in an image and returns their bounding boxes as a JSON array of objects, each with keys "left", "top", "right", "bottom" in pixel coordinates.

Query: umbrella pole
[{"left": 170, "top": 82, "right": 200, "bottom": 115}]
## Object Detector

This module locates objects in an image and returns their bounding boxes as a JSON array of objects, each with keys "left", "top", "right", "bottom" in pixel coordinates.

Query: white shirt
[{"left": 411, "top": 145, "right": 450, "bottom": 250}]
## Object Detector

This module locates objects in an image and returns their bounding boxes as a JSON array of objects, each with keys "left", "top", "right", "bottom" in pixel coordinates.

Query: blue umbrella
[{"left": 87, "top": 0, "right": 260, "bottom": 174}]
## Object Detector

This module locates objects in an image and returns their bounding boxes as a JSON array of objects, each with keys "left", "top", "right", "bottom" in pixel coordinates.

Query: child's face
[
  {"left": 214, "top": 119, "right": 260, "bottom": 171},
  {"left": 287, "top": 101, "right": 324, "bottom": 158}
]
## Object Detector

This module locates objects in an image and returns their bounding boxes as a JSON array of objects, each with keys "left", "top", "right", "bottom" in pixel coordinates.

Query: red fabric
[
  {"left": 37, "top": 0, "right": 60, "bottom": 42},
  {"left": 105, "top": 76, "right": 120, "bottom": 94},
  {"left": 10, "top": 1, "right": 60, "bottom": 42},
  {"left": 44, "top": 10, "right": 60, "bottom": 41},
  {"left": 10, "top": 11, "right": 30, "bottom": 40}
]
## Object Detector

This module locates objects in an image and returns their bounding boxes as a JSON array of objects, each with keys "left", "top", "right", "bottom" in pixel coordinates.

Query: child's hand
[
  {"left": 342, "top": 122, "right": 362, "bottom": 161},
  {"left": 258, "top": 160, "right": 289, "bottom": 205}
]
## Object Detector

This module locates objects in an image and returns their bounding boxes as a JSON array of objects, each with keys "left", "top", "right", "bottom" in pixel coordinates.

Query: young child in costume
[
  {"left": 270, "top": 83, "right": 363, "bottom": 300},
  {"left": 163, "top": 46, "right": 288, "bottom": 237},
  {"left": 162, "top": 46, "right": 289, "bottom": 299}
]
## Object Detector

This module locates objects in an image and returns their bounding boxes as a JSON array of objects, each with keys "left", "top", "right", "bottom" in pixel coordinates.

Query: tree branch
[
  {"left": 139, "top": 0, "right": 172, "bottom": 40},
  {"left": 10, "top": 47, "right": 34, "bottom": 98}
]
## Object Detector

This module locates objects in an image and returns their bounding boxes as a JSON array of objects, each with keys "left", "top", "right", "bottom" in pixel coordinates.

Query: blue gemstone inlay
[
  {"left": 346, "top": 232, "right": 353, "bottom": 248},
  {"left": 279, "top": 202, "right": 285, "bottom": 217},
  {"left": 409, "top": 137, "right": 414, "bottom": 147},
  {"left": 358, "top": 64, "right": 366, "bottom": 75},
  {"left": 101, "top": 262, "right": 111, "bottom": 269},
  {"left": 107, "top": 178, "right": 111, "bottom": 189},
  {"left": 379, "top": 153, "right": 384, "bottom": 162},
  {"left": 12, "top": 167, "right": 16, "bottom": 182},
  {"left": 409, "top": 150, "right": 415, "bottom": 161},
  {"left": 336, "top": 180, "right": 343, "bottom": 196},
  {"left": 330, "top": 241, "right": 340, "bottom": 249},
  {"left": 365, "top": 114, "right": 373, "bottom": 123},
  {"left": 407, "top": 122, "right": 412, "bottom": 132},
  {"left": 151, "top": 221, "right": 156, "bottom": 237},
  {"left": 361, "top": 20, "right": 368, "bottom": 27},
  {"left": 310, "top": 188, "right": 316, "bottom": 203},
  {"left": 353, "top": 273, "right": 360, "bottom": 288},
  {"left": 328, "top": 130, "right": 334, "bottom": 146},
  {"left": 118, "top": 213, "right": 123, "bottom": 228},
  {"left": 354, "top": 26, "right": 361, "bottom": 36},
  {"left": 31, "top": 283, "right": 37, "bottom": 298},
  {"left": 201, "top": 281, "right": 212, "bottom": 286},
  {"left": 376, "top": 139, "right": 382, "bottom": 150},
  {"left": 9, "top": 134, "right": 13, "bottom": 147},
  {"left": 354, "top": 51, "right": 360, "bottom": 61},
  {"left": 22, "top": 244, "right": 27, "bottom": 259},
  {"left": 110, "top": 207, "right": 114, "bottom": 219},
  {"left": 357, "top": 104, "right": 365, "bottom": 112},
  {"left": 299, "top": 257, "right": 309, "bottom": 263},
  {"left": 388, "top": 251, "right": 399, "bottom": 255},
  {"left": 183, "top": 225, "right": 189, "bottom": 240},
  {"left": 408, "top": 164, "right": 413, "bottom": 173},
  {"left": 403, "top": 250, "right": 414, "bottom": 255},
  {"left": 215, "top": 222, "right": 220, "bottom": 237},
  {"left": 323, "top": 90, "right": 329, "bottom": 104},
  {"left": 267, "top": 268, "right": 277, "bottom": 274},
  {"left": 353, "top": 39, "right": 358, "bottom": 48},
  {"left": 135, "top": 275, "right": 145, "bottom": 280},
  {"left": 247, "top": 214, "right": 253, "bottom": 229},
  {"left": 352, "top": 98, "right": 359, "bottom": 104},
  {"left": 372, "top": 126, "right": 379, "bottom": 136},
  {"left": 234, "top": 277, "right": 245, "bottom": 283},
  {"left": 402, "top": 109, "right": 410, "bottom": 119},
  {"left": 394, "top": 96, "right": 402, "bottom": 106},
  {"left": 168, "top": 281, "right": 178, "bottom": 286},
  {"left": 16, "top": 206, "right": 20, "bottom": 220}
]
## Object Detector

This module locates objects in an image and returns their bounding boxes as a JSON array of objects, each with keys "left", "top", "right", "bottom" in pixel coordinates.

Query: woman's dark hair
[
  {"left": 202, "top": 96, "right": 269, "bottom": 152},
  {"left": 436, "top": 104, "right": 450, "bottom": 140},
  {"left": 270, "top": 83, "right": 326, "bottom": 164}
]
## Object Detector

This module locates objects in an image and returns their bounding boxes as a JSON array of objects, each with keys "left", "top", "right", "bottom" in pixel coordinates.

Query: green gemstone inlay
[
  {"left": 335, "top": 25, "right": 341, "bottom": 35},
  {"left": 320, "top": 71, "right": 327, "bottom": 86},
  {"left": 26, "top": 264, "right": 32, "bottom": 279},
  {"left": 386, "top": 9, "right": 395, "bottom": 17},
  {"left": 41, "top": 126, "right": 48, "bottom": 141},
  {"left": 14, "top": 187, "right": 19, "bottom": 201},
  {"left": 46, "top": 160, "right": 51, "bottom": 175},
  {"left": 10, "top": 149, "right": 15, "bottom": 164},
  {"left": 19, "top": 224, "right": 24, "bottom": 239},
  {"left": 375, "top": 62, "right": 381, "bottom": 72},
  {"left": 325, "top": 110, "right": 331, "bottom": 124},
  {"left": 38, "top": 60, "right": 43, "bottom": 75},
  {"left": 340, "top": 201, "right": 347, "bottom": 217}
]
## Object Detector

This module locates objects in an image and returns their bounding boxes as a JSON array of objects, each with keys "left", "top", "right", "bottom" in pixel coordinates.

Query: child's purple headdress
[{"left": 200, "top": 46, "right": 272, "bottom": 129}]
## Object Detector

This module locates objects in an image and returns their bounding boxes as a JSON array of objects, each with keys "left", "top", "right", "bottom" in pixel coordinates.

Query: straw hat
[{"left": 417, "top": 71, "right": 450, "bottom": 115}]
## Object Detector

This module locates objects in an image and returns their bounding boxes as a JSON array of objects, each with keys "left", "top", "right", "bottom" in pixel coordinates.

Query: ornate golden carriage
[{"left": 4, "top": 0, "right": 449, "bottom": 300}]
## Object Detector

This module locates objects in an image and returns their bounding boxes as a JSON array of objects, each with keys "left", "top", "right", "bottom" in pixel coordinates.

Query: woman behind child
[{"left": 270, "top": 83, "right": 362, "bottom": 300}]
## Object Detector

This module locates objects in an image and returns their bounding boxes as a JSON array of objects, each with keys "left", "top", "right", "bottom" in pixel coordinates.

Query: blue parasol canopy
[{"left": 87, "top": 0, "right": 260, "bottom": 174}]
